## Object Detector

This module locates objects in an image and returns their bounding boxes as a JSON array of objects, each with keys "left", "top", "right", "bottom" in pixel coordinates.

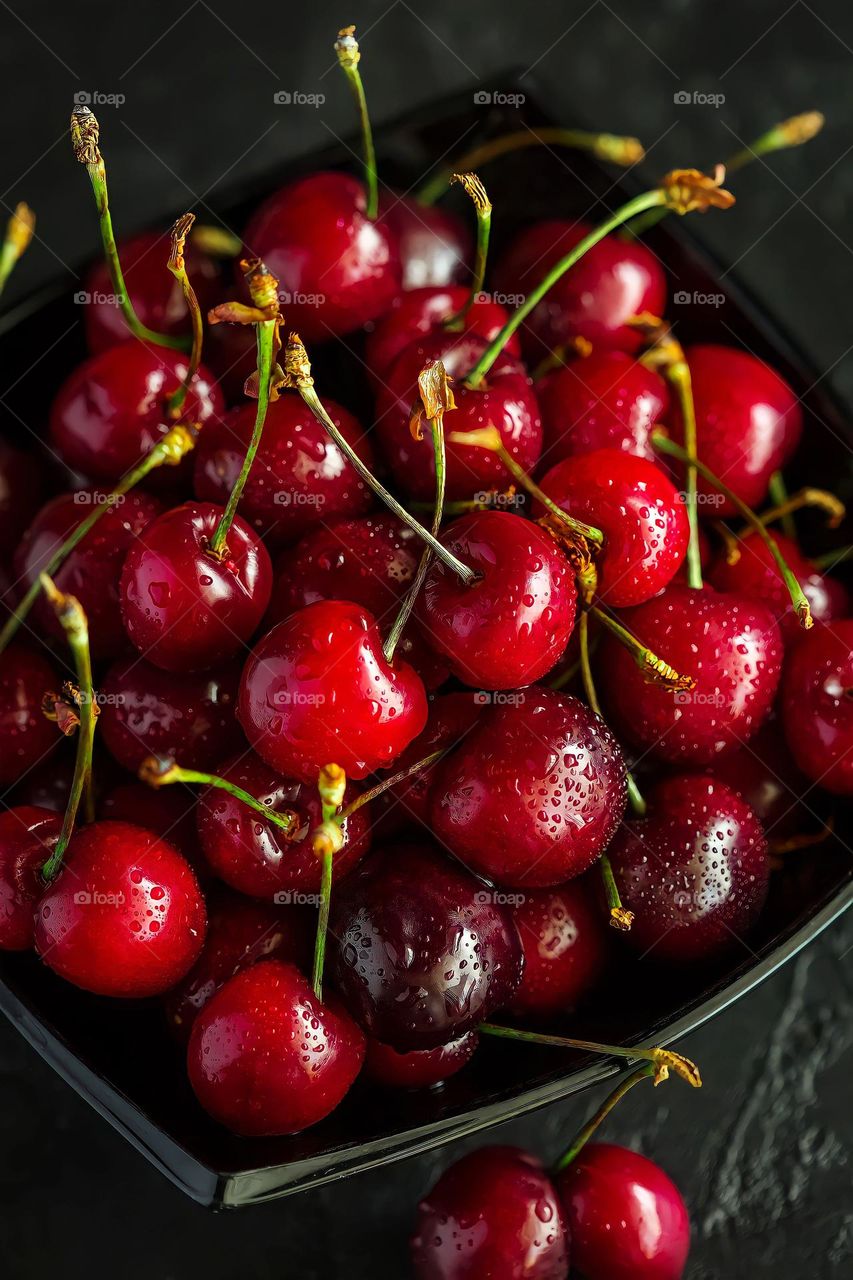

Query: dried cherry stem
[
  {"left": 478, "top": 1023, "right": 702, "bottom": 1088},
  {"left": 553, "top": 1064, "right": 659, "bottom": 1173},
  {"left": 165, "top": 214, "right": 204, "bottom": 419},
  {"left": 335, "top": 26, "right": 378, "bottom": 220},
  {"left": 70, "top": 105, "right": 188, "bottom": 352},
  {"left": 190, "top": 224, "right": 242, "bottom": 258},
  {"left": 311, "top": 764, "right": 347, "bottom": 1001},
  {"left": 283, "top": 334, "right": 477, "bottom": 585},
  {"left": 39, "top": 578, "right": 98, "bottom": 881},
  {"left": 599, "top": 853, "right": 634, "bottom": 931},
  {"left": 578, "top": 609, "right": 645, "bottom": 825},
  {"left": 443, "top": 173, "right": 491, "bottom": 330},
  {"left": 591, "top": 605, "right": 696, "bottom": 692},
  {"left": 0, "top": 424, "right": 195, "bottom": 655},
  {"left": 416, "top": 127, "right": 644, "bottom": 205},
  {"left": 652, "top": 432, "right": 814, "bottom": 629},
  {"left": 0, "top": 202, "right": 35, "bottom": 298},
  {"left": 754, "top": 485, "right": 844, "bottom": 533},
  {"left": 139, "top": 756, "right": 301, "bottom": 839}
]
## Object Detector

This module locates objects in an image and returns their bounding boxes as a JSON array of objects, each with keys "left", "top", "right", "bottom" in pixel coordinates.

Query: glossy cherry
[
  {"left": 781, "top": 619, "right": 853, "bottom": 795},
  {"left": 187, "top": 958, "right": 365, "bottom": 1136},
  {"left": 432, "top": 689, "right": 626, "bottom": 887},
  {"left": 412, "top": 1145, "right": 570, "bottom": 1279},
  {"left": 330, "top": 842, "right": 523, "bottom": 1051},
  {"left": 555, "top": 1143, "right": 689, "bottom": 1280},
  {"left": 537, "top": 449, "right": 689, "bottom": 608},
  {"left": 34, "top": 820, "right": 206, "bottom": 997},
  {"left": 378, "top": 190, "right": 470, "bottom": 290},
  {"left": 0, "top": 806, "right": 60, "bottom": 950},
  {"left": 0, "top": 438, "right": 43, "bottom": 561},
  {"left": 419, "top": 511, "right": 577, "bottom": 690},
  {"left": 0, "top": 643, "right": 60, "bottom": 787},
  {"left": 99, "top": 781, "right": 201, "bottom": 867},
  {"left": 508, "top": 879, "right": 609, "bottom": 1019},
  {"left": 238, "top": 599, "right": 428, "bottom": 783},
  {"left": 365, "top": 1030, "right": 479, "bottom": 1090},
  {"left": 710, "top": 720, "right": 812, "bottom": 841},
  {"left": 119, "top": 501, "right": 272, "bottom": 673}
]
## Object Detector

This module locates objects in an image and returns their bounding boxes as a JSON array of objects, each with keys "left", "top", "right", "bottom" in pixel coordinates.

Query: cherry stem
[
  {"left": 579, "top": 610, "right": 645, "bottom": 822},
  {"left": 138, "top": 757, "right": 301, "bottom": 839},
  {"left": 665, "top": 357, "right": 703, "bottom": 589},
  {"left": 443, "top": 173, "right": 492, "bottom": 330},
  {"left": 591, "top": 605, "right": 696, "bottom": 691},
  {"left": 335, "top": 27, "right": 378, "bottom": 220},
  {"left": 165, "top": 214, "right": 204, "bottom": 419},
  {"left": 311, "top": 764, "right": 347, "bottom": 1002},
  {"left": 190, "top": 224, "right": 242, "bottom": 258},
  {"left": 599, "top": 852, "right": 634, "bottom": 932},
  {"left": 553, "top": 1063, "right": 657, "bottom": 1173},
  {"left": 755, "top": 483, "right": 844, "bottom": 534},
  {"left": 767, "top": 471, "right": 797, "bottom": 541},
  {"left": 478, "top": 1023, "right": 702, "bottom": 1089},
  {"left": 0, "top": 424, "right": 195, "bottom": 656},
  {"left": 339, "top": 748, "right": 446, "bottom": 820},
  {"left": 0, "top": 202, "right": 35, "bottom": 298},
  {"left": 70, "top": 105, "right": 188, "bottom": 352},
  {"left": 652, "top": 431, "right": 814, "bottom": 629},
  {"left": 39, "top": 578, "right": 97, "bottom": 881},
  {"left": 813, "top": 545, "right": 853, "bottom": 571}
]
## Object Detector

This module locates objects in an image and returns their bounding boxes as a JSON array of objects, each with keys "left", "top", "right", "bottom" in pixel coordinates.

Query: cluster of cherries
[{"left": 0, "top": 25, "right": 847, "bottom": 1276}]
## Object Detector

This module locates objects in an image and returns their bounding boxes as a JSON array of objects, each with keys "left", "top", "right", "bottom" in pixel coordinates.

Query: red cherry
[
  {"left": 0, "top": 643, "right": 60, "bottom": 786},
  {"left": 14, "top": 489, "right": 162, "bottom": 659},
  {"left": 242, "top": 172, "right": 402, "bottom": 340},
  {"left": 607, "top": 774, "right": 769, "bottom": 962},
  {"left": 508, "top": 879, "right": 609, "bottom": 1019},
  {"left": 411, "top": 1145, "right": 570, "bottom": 1279},
  {"left": 432, "top": 689, "right": 626, "bottom": 888},
  {"left": 99, "top": 781, "right": 201, "bottom": 868},
  {"left": 598, "top": 586, "right": 783, "bottom": 763},
  {"left": 781, "top": 619, "right": 853, "bottom": 795},
  {"left": 330, "top": 843, "right": 523, "bottom": 1050},
  {"left": 119, "top": 501, "right": 272, "bottom": 673},
  {"left": 537, "top": 449, "right": 689, "bottom": 608},
  {"left": 378, "top": 191, "right": 471, "bottom": 290},
  {"left": 494, "top": 220, "right": 666, "bottom": 362},
  {"left": 365, "top": 1030, "right": 479, "bottom": 1090},
  {"left": 555, "top": 1143, "right": 689, "bottom": 1280},
  {"left": 419, "top": 511, "right": 577, "bottom": 690},
  {"left": 537, "top": 350, "right": 670, "bottom": 465},
  {"left": 708, "top": 720, "right": 811, "bottom": 841},
  {"left": 0, "top": 438, "right": 43, "bottom": 561},
  {"left": 193, "top": 395, "right": 375, "bottom": 551},
  {"left": 0, "top": 806, "right": 60, "bottom": 950},
  {"left": 34, "top": 820, "right": 206, "bottom": 997},
  {"left": 187, "top": 959, "right": 365, "bottom": 1136},
  {"left": 238, "top": 599, "right": 428, "bottom": 783},
  {"left": 49, "top": 341, "right": 224, "bottom": 485}
]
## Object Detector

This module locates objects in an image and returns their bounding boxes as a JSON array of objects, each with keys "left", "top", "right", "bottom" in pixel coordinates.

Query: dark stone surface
[{"left": 1, "top": 0, "right": 852, "bottom": 1275}]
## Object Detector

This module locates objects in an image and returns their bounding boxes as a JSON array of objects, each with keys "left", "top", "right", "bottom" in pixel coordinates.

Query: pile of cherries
[{"left": 0, "top": 26, "right": 848, "bottom": 1277}]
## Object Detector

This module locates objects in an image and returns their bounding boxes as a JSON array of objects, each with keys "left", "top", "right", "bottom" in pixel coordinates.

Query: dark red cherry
[
  {"left": 0, "top": 806, "right": 60, "bottom": 950},
  {"left": 330, "top": 843, "right": 523, "bottom": 1051},
  {"left": 375, "top": 332, "right": 542, "bottom": 502},
  {"left": 709, "top": 720, "right": 811, "bottom": 841},
  {"left": 242, "top": 172, "right": 402, "bottom": 340},
  {"left": 120, "top": 501, "right": 272, "bottom": 673},
  {"left": 537, "top": 349, "right": 670, "bottom": 465},
  {"left": 607, "top": 774, "right": 769, "bottom": 962},
  {"left": 192, "top": 394, "right": 374, "bottom": 551},
  {"left": 34, "top": 820, "right": 206, "bottom": 997},
  {"left": 196, "top": 749, "right": 372, "bottom": 899},
  {"left": 494, "top": 220, "right": 666, "bottom": 362},
  {"left": 782, "top": 619, "right": 853, "bottom": 795},
  {"left": 187, "top": 959, "right": 365, "bottom": 1136},
  {"left": 412, "top": 1145, "right": 570, "bottom": 1279},
  {"left": 10, "top": 751, "right": 74, "bottom": 814},
  {"left": 49, "top": 341, "right": 224, "bottom": 486},
  {"left": 14, "top": 489, "right": 162, "bottom": 659},
  {"left": 378, "top": 191, "right": 471, "bottom": 290},
  {"left": 419, "top": 511, "right": 577, "bottom": 690},
  {"left": 432, "top": 689, "right": 626, "bottom": 888},
  {"left": 99, "top": 781, "right": 201, "bottom": 867},
  {"left": 204, "top": 318, "right": 259, "bottom": 406},
  {"left": 537, "top": 449, "right": 688, "bottom": 608},
  {"left": 555, "top": 1143, "right": 689, "bottom": 1280},
  {"left": 238, "top": 599, "right": 428, "bottom": 783},
  {"left": 508, "top": 879, "right": 609, "bottom": 1019},
  {"left": 0, "top": 438, "right": 43, "bottom": 561},
  {"left": 598, "top": 586, "right": 783, "bottom": 764},
  {"left": 98, "top": 655, "right": 240, "bottom": 772},
  {"left": 0, "top": 644, "right": 60, "bottom": 786},
  {"left": 365, "top": 1029, "right": 479, "bottom": 1090}
]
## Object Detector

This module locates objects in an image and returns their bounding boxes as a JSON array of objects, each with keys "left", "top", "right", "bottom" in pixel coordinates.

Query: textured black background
[{"left": 1, "top": 1, "right": 852, "bottom": 1276}]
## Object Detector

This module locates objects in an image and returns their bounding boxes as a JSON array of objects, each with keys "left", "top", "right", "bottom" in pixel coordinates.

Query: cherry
[
  {"left": 607, "top": 774, "right": 769, "bottom": 962},
  {"left": 203, "top": 319, "right": 258, "bottom": 406},
  {"left": 192, "top": 394, "right": 375, "bottom": 551},
  {"left": 709, "top": 721, "right": 811, "bottom": 840},
  {"left": 0, "top": 806, "right": 60, "bottom": 950},
  {"left": 99, "top": 781, "right": 201, "bottom": 867},
  {"left": 507, "top": 880, "right": 609, "bottom": 1019},
  {"left": 555, "top": 1142, "right": 689, "bottom": 1280},
  {"left": 419, "top": 511, "right": 577, "bottom": 690},
  {"left": 536, "top": 349, "right": 670, "bottom": 465},
  {"left": 119, "top": 501, "right": 273, "bottom": 673},
  {"left": 98, "top": 656, "right": 240, "bottom": 772},
  {"left": 537, "top": 449, "right": 689, "bottom": 608},
  {"left": 238, "top": 599, "right": 428, "bottom": 783},
  {"left": 49, "top": 341, "right": 224, "bottom": 486},
  {"left": 493, "top": 220, "right": 666, "bottom": 362},
  {"left": 411, "top": 1145, "right": 570, "bottom": 1279},
  {"left": 432, "top": 689, "right": 626, "bottom": 888},
  {"left": 34, "top": 820, "right": 206, "bottom": 997},
  {"left": 187, "top": 958, "right": 365, "bottom": 1136},
  {"left": 598, "top": 586, "right": 783, "bottom": 764},
  {"left": 0, "top": 643, "right": 60, "bottom": 787},
  {"left": 0, "top": 438, "right": 43, "bottom": 561},
  {"left": 14, "top": 489, "right": 163, "bottom": 659},
  {"left": 781, "top": 619, "right": 853, "bottom": 795},
  {"left": 378, "top": 191, "right": 471, "bottom": 290},
  {"left": 330, "top": 842, "right": 523, "bottom": 1050},
  {"left": 364, "top": 1029, "right": 479, "bottom": 1090}
]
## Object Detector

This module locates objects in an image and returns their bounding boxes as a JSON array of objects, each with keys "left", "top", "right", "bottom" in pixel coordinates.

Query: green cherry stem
[
  {"left": 339, "top": 749, "right": 446, "bottom": 820},
  {"left": 767, "top": 471, "right": 796, "bottom": 541},
  {"left": 478, "top": 1023, "right": 702, "bottom": 1088},
  {"left": 140, "top": 755, "right": 302, "bottom": 836},
  {"left": 591, "top": 605, "right": 696, "bottom": 692},
  {"left": 553, "top": 1064, "right": 658, "bottom": 1173},
  {"left": 335, "top": 26, "right": 379, "bottom": 220},
  {"left": 444, "top": 173, "right": 492, "bottom": 330},
  {"left": 0, "top": 203, "right": 35, "bottom": 299},
  {"left": 165, "top": 213, "right": 204, "bottom": 419},
  {"left": 648, "top": 339, "right": 703, "bottom": 589},
  {"left": 311, "top": 764, "right": 347, "bottom": 1001},
  {"left": 755, "top": 483, "right": 844, "bottom": 535},
  {"left": 579, "top": 609, "right": 645, "bottom": 820}
]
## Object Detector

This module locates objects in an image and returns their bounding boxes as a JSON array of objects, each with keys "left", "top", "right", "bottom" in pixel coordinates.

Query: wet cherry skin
[
  {"left": 330, "top": 842, "right": 523, "bottom": 1051},
  {"left": 0, "top": 806, "right": 60, "bottom": 950},
  {"left": 0, "top": 644, "right": 60, "bottom": 787},
  {"left": 781, "top": 619, "right": 853, "bottom": 795},
  {"left": 432, "top": 689, "right": 626, "bottom": 888},
  {"left": 187, "top": 959, "right": 365, "bottom": 1136},
  {"left": 34, "top": 820, "right": 206, "bottom": 997},
  {"left": 507, "top": 879, "right": 609, "bottom": 1019},
  {"left": 555, "top": 1142, "right": 690, "bottom": 1280},
  {"left": 119, "top": 501, "right": 273, "bottom": 673},
  {"left": 364, "top": 1030, "right": 479, "bottom": 1090},
  {"left": 242, "top": 172, "right": 402, "bottom": 340},
  {"left": 238, "top": 599, "right": 428, "bottom": 783},
  {"left": 607, "top": 774, "right": 769, "bottom": 963},
  {"left": 0, "top": 438, "right": 43, "bottom": 562},
  {"left": 418, "top": 511, "right": 577, "bottom": 690},
  {"left": 411, "top": 1145, "right": 570, "bottom": 1279},
  {"left": 378, "top": 191, "right": 470, "bottom": 291}
]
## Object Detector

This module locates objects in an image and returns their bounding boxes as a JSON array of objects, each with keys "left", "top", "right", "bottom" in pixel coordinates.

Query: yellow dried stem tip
[
  {"left": 650, "top": 1048, "right": 702, "bottom": 1088},
  {"left": 775, "top": 111, "right": 824, "bottom": 147},
  {"left": 594, "top": 133, "right": 645, "bottom": 165},
  {"left": 168, "top": 213, "right": 195, "bottom": 274},
  {"left": 6, "top": 203, "right": 35, "bottom": 257},
  {"left": 319, "top": 762, "right": 347, "bottom": 810},
  {"left": 283, "top": 332, "right": 314, "bottom": 388},
  {"left": 411, "top": 360, "right": 457, "bottom": 439},
  {"left": 610, "top": 906, "right": 635, "bottom": 932},
  {"left": 242, "top": 257, "right": 280, "bottom": 313},
  {"left": 335, "top": 25, "right": 360, "bottom": 68},
  {"left": 138, "top": 754, "right": 179, "bottom": 787},
  {"left": 450, "top": 172, "right": 492, "bottom": 214},
  {"left": 661, "top": 166, "right": 735, "bottom": 214},
  {"left": 70, "top": 104, "right": 101, "bottom": 166}
]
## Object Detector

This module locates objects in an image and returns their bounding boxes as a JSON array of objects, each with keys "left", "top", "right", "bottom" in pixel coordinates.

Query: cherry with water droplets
[
  {"left": 508, "top": 879, "right": 610, "bottom": 1019},
  {"left": 0, "top": 806, "right": 60, "bottom": 950},
  {"left": 782, "top": 619, "right": 853, "bottom": 795},
  {"left": 365, "top": 1030, "right": 479, "bottom": 1090},
  {"left": 0, "top": 643, "right": 60, "bottom": 787},
  {"left": 378, "top": 191, "right": 471, "bottom": 290}
]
